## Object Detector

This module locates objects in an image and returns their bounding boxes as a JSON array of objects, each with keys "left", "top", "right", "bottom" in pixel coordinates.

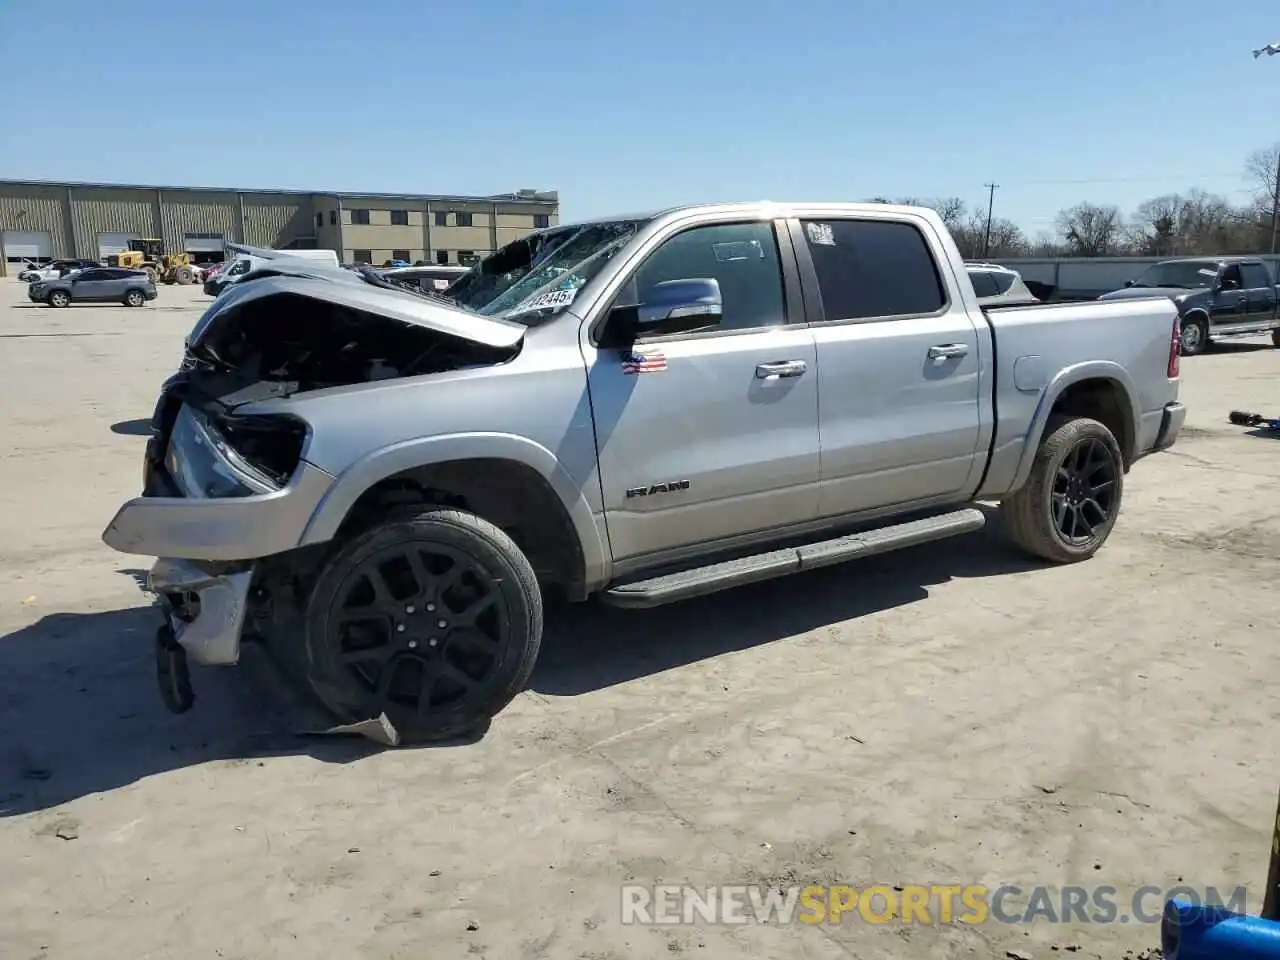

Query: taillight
[{"left": 1168, "top": 316, "right": 1180, "bottom": 378}]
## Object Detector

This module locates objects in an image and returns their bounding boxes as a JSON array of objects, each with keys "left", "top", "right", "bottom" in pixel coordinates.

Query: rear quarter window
[
  {"left": 800, "top": 219, "right": 946, "bottom": 320},
  {"left": 991, "top": 271, "right": 1017, "bottom": 294},
  {"left": 968, "top": 270, "right": 1000, "bottom": 298}
]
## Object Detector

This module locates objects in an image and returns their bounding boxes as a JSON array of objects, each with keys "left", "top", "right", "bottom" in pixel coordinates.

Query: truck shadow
[
  {"left": 532, "top": 508, "right": 1038, "bottom": 695},
  {"left": 0, "top": 510, "right": 1037, "bottom": 815}
]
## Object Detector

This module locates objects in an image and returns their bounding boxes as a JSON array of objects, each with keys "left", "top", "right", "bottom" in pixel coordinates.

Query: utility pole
[
  {"left": 1253, "top": 44, "right": 1280, "bottom": 252},
  {"left": 1270, "top": 152, "right": 1280, "bottom": 254},
  {"left": 982, "top": 183, "right": 998, "bottom": 258}
]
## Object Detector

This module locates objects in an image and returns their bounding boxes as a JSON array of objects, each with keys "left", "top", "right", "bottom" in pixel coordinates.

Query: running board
[{"left": 601, "top": 507, "right": 986, "bottom": 609}]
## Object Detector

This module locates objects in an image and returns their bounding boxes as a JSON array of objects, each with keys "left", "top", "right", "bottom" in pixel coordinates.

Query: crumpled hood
[
  {"left": 188, "top": 259, "right": 526, "bottom": 351},
  {"left": 1098, "top": 286, "right": 1197, "bottom": 302}
]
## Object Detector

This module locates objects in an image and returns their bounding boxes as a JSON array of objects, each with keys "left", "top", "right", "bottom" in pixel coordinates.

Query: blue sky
[{"left": 2, "top": 0, "right": 1277, "bottom": 238}]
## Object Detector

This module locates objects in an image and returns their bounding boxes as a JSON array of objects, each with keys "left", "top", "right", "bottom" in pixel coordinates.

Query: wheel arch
[
  {"left": 1011, "top": 362, "right": 1139, "bottom": 491},
  {"left": 299, "top": 434, "right": 608, "bottom": 599}
]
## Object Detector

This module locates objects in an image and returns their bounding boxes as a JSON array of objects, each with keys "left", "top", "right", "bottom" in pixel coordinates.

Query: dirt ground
[{"left": 1, "top": 279, "right": 1277, "bottom": 960}]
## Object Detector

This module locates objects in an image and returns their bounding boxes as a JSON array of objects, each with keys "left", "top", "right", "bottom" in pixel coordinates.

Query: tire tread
[{"left": 1002, "top": 415, "right": 1123, "bottom": 564}]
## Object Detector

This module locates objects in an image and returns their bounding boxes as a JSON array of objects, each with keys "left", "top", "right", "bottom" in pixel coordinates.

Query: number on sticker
[{"left": 527, "top": 288, "right": 576, "bottom": 309}]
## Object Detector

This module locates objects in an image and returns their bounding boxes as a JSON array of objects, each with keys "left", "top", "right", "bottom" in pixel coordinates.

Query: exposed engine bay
[{"left": 185, "top": 291, "right": 520, "bottom": 397}]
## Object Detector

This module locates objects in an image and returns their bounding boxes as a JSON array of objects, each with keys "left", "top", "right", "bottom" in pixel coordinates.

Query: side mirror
[
  {"left": 1124, "top": 279, "right": 1135, "bottom": 287},
  {"left": 607, "top": 278, "right": 723, "bottom": 345},
  {"left": 1218, "top": 277, "right": 1239, "bottom": 291}
]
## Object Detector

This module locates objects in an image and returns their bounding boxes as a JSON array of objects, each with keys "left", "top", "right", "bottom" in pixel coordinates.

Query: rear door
[
  {"left": 1239, "top": 262, "right": 1278, "bottom": 326},
  {"left": 103, "top": 268, "right": 139, "bottom": 298},
  {"left": 583, "top": 217, "right": 820, "bottom": 563},
  {"left": 789, "top": 215, "right": 985, "bottom": 518}
]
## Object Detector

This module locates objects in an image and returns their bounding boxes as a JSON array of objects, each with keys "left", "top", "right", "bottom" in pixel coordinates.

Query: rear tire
[
  {"left": 47, "top": 290, "right": 70, "bottom": 308},
  {"left": 1002, "top": 416, "right": 1124, "bottom": 563},
  {"left": 124, "top": 289, "right": 145, "bottom": 307},
  {"left": 1180, "top": 315, "right": 1209, "bottom": 356},
  {"left": 1271, "top": 328, "right": 1280, "bottom": 348},
  {"left": 174, "top": 266, "right": 193, "bottom": 285},
  {"left": 298, "top": 506, "right": 543, "bottom": 743}
]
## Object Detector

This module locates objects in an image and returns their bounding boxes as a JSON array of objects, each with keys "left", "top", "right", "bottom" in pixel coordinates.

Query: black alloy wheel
[
  {"left": 1051, "top": 436, "right": 1118, "bottom": 546},
  {"left": 302, "top": 507, "right": 542, "bottom": 742}
]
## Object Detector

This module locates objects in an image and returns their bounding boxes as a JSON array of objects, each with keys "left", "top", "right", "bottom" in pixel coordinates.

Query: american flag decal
[{"left": 622, "top": 349, "right": 667, "bottom": 374}]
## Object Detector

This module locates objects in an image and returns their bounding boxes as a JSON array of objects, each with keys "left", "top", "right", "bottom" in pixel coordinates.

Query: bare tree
[
  {"left": 1244, "top": 144, "right": 1280, "bottom": 212},
  {"left": 921, "top": 196, "right": 966, "bottom": 229},
  {"left": 951, "top": 212, "right": 1025, "bottom": 258},
  {"left": 1127, "top": 193, "right": 1184, "bottom": 255},
  {"left": 1056, "top": 202, "right": 1123, "bottom": 257}
]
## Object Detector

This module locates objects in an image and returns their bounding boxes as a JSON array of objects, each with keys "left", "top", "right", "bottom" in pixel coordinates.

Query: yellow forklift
[{"left": 105, "top": 239, "right": 196, "bottom": 285}]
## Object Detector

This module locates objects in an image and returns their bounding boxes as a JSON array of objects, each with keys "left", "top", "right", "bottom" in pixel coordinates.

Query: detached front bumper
[
  {"left": 149, "top": 558, "right": 255, "bottom": 665},
  {"left": 102, "top": 460, "right": 335, "bottom": 560}
]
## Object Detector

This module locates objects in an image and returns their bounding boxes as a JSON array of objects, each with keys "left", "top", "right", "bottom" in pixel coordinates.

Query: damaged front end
[{"left": 104, "top": 268, "right": 526, "bottom": 714}]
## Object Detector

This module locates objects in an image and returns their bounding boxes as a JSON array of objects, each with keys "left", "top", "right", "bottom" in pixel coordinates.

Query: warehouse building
[{"left": 0, "top": 179, "right": 560, "bottom": 277}]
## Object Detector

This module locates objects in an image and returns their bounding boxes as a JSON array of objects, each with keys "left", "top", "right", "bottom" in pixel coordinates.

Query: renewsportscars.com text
[{"left": 621, "top": 883, "right": 1248, "bottom": 926}]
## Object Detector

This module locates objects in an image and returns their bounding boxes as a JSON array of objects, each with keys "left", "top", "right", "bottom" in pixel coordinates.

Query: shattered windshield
[
  {"left": 1131, "top": 261, "right": 1218, "bottom": 289},
  {"left": 447, "top": 219, "right": 649, "bottom": 324}
]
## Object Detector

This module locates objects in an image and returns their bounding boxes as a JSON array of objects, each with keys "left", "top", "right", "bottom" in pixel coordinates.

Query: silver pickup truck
[{"left": 102, "top": 202, "right": 1185, "bottom": 741}]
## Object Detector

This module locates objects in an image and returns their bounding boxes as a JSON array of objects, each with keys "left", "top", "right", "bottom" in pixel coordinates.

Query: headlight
[{"left": 165, "top": 404, "right": 279, "bottom": 498}]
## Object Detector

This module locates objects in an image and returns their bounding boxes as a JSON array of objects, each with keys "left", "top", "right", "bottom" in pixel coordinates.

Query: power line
[{"left": 995, "top": 173, "right": 1244, "bottom": 187}]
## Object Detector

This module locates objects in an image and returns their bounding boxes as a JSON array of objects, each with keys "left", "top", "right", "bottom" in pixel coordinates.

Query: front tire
[
  {"left": 1180, "top": 315, "right": 1209, "bottom": 356},
  {"left": 1271, "top": 328, "right": 1280, "bottom": 348},
  {"left": 124, "top": 289, "right": 145, "bottom": 307},
  {"left": 299, "top": 507, "right": 543, "bottom": 742},
  {"left": 1002, "top": 416, "right": 1124, "bottom": 563},
  {"left": 47, "top": 290, "right": 70, "bottom": 308}
]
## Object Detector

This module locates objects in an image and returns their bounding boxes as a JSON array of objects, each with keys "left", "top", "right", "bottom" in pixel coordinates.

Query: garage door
[
  {"left": 98, "top": 232, "right": 139, "bottom": 259},
  {"left": 184, "top": 232, "right": 224, "bottom": 253},
  {"left": 2, "top": 230, "right": 53, "bottom": 274}
]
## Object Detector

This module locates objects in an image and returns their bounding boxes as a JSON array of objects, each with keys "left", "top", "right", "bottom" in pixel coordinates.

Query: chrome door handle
[
  {"left": 755, "top": 359, "right": 807, "bottom": 379},
  {"left": 927, "top": 343, "right": 969, "bottom": 360}
]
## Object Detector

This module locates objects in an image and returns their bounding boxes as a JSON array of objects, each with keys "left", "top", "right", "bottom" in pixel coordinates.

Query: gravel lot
[{"left": 1, "top": 279, "right": 1277, "bottom": 960}]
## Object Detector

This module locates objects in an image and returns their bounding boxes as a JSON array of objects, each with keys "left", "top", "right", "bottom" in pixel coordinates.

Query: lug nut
[
  {"left": 428, "top": 638, "right": 438, "bottom": 647},
  {"left": 426, "top": 603, "right": 436, "bottom": 612},
  {"left": 437, "top": 619, "right": 448, "bottom": 629},
  {"left": 408, "top": 640, "right": 418, "bottom": 649},
  {"left": 406, "top": 605, "right": 415, "bottom": 614},
  {"left": 396, "top": 624, "right": 406, "bottom": 633}
]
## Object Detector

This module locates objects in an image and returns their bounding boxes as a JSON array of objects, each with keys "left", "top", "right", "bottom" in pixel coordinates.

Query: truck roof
[
  {"left": 560, "top": 201, "right": 935, "bottom": 229},
  {"left": 1157, "top": 255, "right": 1265, "bottom": 266}
]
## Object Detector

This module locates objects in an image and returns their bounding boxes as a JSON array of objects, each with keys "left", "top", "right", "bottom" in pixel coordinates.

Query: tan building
[{"left": 0, "top": 179, "right": 560, "bottom": 277}]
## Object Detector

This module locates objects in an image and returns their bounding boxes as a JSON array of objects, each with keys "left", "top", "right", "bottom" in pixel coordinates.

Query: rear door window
[
  {"left": 1240, "top": 263, "right": 1272, "bottom": 290},
  {"left": 800, "top": 219, "right": 946, "bottom": 321}
]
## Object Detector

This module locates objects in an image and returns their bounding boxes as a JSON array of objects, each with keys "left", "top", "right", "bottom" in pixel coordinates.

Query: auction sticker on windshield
[{"left": 524, "top": 288, "right": 578, "bottom": 310}]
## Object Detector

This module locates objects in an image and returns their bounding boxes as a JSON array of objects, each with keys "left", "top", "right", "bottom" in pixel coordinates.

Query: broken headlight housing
[{"left": 165, "top": 404, "right": 281, "bottom": 498}]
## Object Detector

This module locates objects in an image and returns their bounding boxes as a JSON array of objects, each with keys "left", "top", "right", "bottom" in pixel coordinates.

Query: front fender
[
  {"left": 1009, "top": 361, "right": 1140, "bottom": 492},
  {"left": 298, "top": 432, "right": 610, "bottom": 588}
]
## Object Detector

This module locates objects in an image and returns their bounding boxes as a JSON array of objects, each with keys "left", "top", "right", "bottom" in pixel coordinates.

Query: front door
[
  {"left": 70, "top": 269, "right": 110, "bottom": 301},
  {"left": 1210, "top": 263, "right": 1249, "bottom": 330},
  {"left": 584, "top": 219, "right": 820, "bottom": 564},
  {"left": 789, "top": 216, "right": 985, "bottom": 518}
]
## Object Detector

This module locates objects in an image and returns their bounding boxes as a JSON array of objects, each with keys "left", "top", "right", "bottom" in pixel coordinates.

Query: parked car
[
  {"left": 380, "top": 264, "right": 469, "bottom": 293},
  {"left": 204, "top": 247, "right": 341, "bottom": 296},
  {"left": 1098, "top": 256, "right": 1280, "bottom": 355},
  {"left": 102, "top": 201, "right": 1184, "bottom": 741},
  {"left": 19, "top": 258, "right": 100, "bottom": 282},
  {"left": 30, "top": 267, "right": 156, "bottom": 307},
  {"left": 964, "top": 262, "right": 1040, "bottom": 307}
]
